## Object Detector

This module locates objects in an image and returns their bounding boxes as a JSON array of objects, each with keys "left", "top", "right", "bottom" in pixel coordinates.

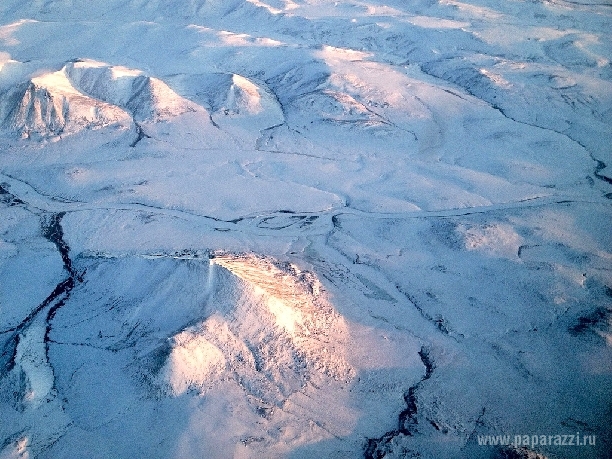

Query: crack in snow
[{"left": 364, "top": 347, "right": 437, "bottom": 458}]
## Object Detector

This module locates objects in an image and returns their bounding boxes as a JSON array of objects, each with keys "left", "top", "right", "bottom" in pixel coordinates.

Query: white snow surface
[{"left": 0, "top": 1, "right": 611, "bottom": 458}]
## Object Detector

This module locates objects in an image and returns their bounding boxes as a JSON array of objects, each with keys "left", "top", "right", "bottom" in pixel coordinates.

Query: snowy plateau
[{"left": 0, "top": 0, "right": 611, "bottom": 458}]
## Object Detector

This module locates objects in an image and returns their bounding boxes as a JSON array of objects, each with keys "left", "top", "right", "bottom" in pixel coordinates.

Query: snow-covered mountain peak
[
  {"left": 152, "top": 252, "right": 359, "bottom": 449},
  {"left": 211, "top": 253, "right": 333, "bottom": 335},
  {"left": 64, "top": 60, "right": 199, "bottom": 121},
  {"left": 0, "top": 67, "right": 133, "bottom": 140},
  {"left": 0, "top": 59, "right": 215, "bottom": 141}
]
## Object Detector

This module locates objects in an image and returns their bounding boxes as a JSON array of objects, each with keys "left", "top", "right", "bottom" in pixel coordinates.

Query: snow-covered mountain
[
  {"left": 0, "top": 1, "right": 610, "bottom": 458},
  {"left": 0, "top": 67, "right": 134, "bottom": 139}
]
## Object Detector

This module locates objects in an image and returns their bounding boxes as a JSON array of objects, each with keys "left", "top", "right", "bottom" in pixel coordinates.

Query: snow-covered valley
[{"left": 0, "top": 1, "right": 611, "bottom": 458}]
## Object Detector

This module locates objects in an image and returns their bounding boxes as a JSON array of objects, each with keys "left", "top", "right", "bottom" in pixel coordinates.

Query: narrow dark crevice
[
  {"left": 0, "top": 183, "right": 25, "bottom": 206},
  {"left": 42, "top": 213, "right": 75, "bottom": 277},
  {"left": 593, "top": 158, "right": 612, "bottom": 185},
  {"left": 0, "top": 213, "right": 79, "bottom": 376},
  {"left": 208, "top": 114, "right": 221, "bottom": 129},
  {"left": 364, "top": 347, "right": 436, "bottom": 459},
  {"left": 396, "top": 284, "right": 462, "bottom": 341},
  {"left": 129, "top": 123, "right": 151, "bottom": 148}
]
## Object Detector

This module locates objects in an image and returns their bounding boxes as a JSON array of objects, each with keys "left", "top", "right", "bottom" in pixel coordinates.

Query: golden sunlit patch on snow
[
  {"left": 63, "top": 60, "right": 199, "bottom": 121},
  {"left": 212, "top": 253, "right": 328, "bottom": 335},
  {"left": 163, "top": 330, "right": 226, "bottom": 395},
  {"left": 158, "top": 252, "right": 377, "bottom": 452},
  {"left": 0, "top": 65, "right": 134, "bottom": 139},
  {"left": 259, "top": 289, "right": 304, "bottom": 335},
  {"left": 317, "top": 45, "right": 372, "bottom": 62},
  {"left": 162, "top": 253, "right": 355, "bottom": 400},
  {"left": 31, "top": 70, "right": 81, "bottom": 96},
  {"left": 210, "top": 252, "right": 353, "bottom": 379}
]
